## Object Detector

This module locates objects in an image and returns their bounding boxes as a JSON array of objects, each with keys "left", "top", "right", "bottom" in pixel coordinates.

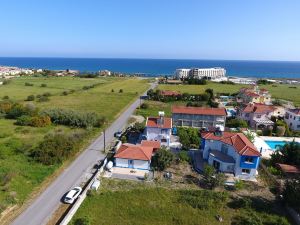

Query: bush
[
  {"left": 43, "top": 92, "right": 51, "bottom": 97},
  {"left": 74, "top": 216, "right": 91, "bottom": 225},
  {"left": 26, "top": 95, "right": 35, "bottom": 101},
  {"left": 178, "top": 127, "right": 199, "bottom": 149},
  {"left": 140, "top": 103, "right": 149, "bottom": 109},
  {"left": 15, "top": 115, "right": 32, "bottom": 126},
  {"left": 0, "top": 101, "right": 12, "bottom": 113},
  {"left": 6, "top": 104, "right": 28, "bottom": 119},
  {"left": 62, "top": 91, "right": 69, "bottom": 96},
  {"left": 25, "top": 82, "right": 34, "bottom": 86},
  {"left": 37, "top": 96, "right": 49, "bottom": 102},
  {"left": 151, "top": 147, "right": 174, "bottom": 171},
  {"left": 226, "top": 118, "right": 248, "bottom": 128},
  {"left": 119, "top": 89, "right": 123, "bottom": 93},
  {"left": 178, "top": 151, "right": 190, "bottom": 163},
  {"left": 41, "top": 108, "right": 104, "bottom": 128},
  {"left": 40, "top": 83, "right": 47, "bottom": 87},
  {"left": 2, "top": 96, "right": 9, "bottom": 100},
  {"left": 276, "top": 126, "right": 285, "bottom": 137},
  {"left": 203, "top": 165, "right": 226, "bottom": 189},
  {"left": 30, "top": 115, "right": 52, "bottom": 127},
  {"left": 2, "top": 80, "right": 11, "bottom": 85},
  {"left": 30, "top": 131, "right": 86, "bottom": 165},
  {"left": 283, "top": 178, "right": 300, "bottom": 211},
  {"left": 111, "top": 89, "right": 114, "bottom": 92}
]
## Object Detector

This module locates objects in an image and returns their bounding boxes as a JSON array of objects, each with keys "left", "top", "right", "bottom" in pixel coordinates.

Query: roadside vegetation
[
  {"left": 0, "top": 76, "right": 149, "bottom": 215},
  {"left": 71, "top": 178, "right": 290, "bottom": 225}
]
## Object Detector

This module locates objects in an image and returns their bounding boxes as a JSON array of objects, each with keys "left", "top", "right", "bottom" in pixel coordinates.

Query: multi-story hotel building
[{"left": 175, "top": 67, "right": 226, "bottom": 80}]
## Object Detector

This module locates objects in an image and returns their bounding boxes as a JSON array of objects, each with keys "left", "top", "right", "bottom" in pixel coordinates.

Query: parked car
[
  {"left": 63, "top": 187, "right": 82, "bottom": 204},
  {"left": 114, "top": 131, "right": 122, "bottom": 138}
]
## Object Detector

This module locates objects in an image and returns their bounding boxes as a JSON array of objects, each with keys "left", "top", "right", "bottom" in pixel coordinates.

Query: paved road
[{"left": 11, "top": 82, "right": 156, "bottom": 225}]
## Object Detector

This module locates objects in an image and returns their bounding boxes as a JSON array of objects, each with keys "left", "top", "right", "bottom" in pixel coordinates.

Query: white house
[
  {"left": 114, "top": 143, "right": 153, "bottom": 170},
  {"left": 145, "top": 112, "right": 172, "bottom": 147},
  {"left": 174, "top": 67, "right": 226, "bottom": 80},
  {"left": 201, "top": 131, "right": 261, "bottom": 180},
  {"left": 284, "top": 108, "right": 300, "bottom": 131}
]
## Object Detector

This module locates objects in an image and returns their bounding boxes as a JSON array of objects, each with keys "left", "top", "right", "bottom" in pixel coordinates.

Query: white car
[{"left": 64, "top": 187, "right": 82, "bottom": 204}]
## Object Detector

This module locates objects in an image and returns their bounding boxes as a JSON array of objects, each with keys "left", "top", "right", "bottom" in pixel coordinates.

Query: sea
[{"left": 1, "top": 57, "right": 300, "bottom": 79}]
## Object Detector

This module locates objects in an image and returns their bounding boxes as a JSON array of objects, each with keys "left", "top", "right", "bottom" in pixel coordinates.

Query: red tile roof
[
  {"left": 276, "top": 163, "right": 300, "bottom": 174},
  {"left": 172, "top": 106, "right": 226, "bottom": 116},
  {"left": 242, "top": 103, "right": 274, "bottom": 114},
  {"left": 160, "top": 90, "right": 181, "bottom": 96},
  {"left": 115, "top": 143, "right": 153, "bottom": 160},
  {"left": 201, "top": 132, "right": 261, "bottom": 156},
  {"left": 141, "top": 140, "right": 161, "bottom": 149},
  {"left": 245, "top": 92, "right": 260, "bottom": 97},
  {"left": 146, "top": 117, "right": 172, "bottom": 129}
]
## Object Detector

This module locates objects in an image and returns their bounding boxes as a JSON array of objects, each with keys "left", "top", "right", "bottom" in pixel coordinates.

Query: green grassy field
[
  {"left": 0, "top": 77, "right": 150, "bottom": 214},
  {"left": 157, "top": 82, "right": 300, "bottom": 106},
  {"left": 71, "top": 179, "right": 290, "bottom": 225}
]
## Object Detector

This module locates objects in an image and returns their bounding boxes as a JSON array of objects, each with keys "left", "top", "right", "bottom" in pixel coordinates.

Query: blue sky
[{"left": 0, "top": 0, "right": 300, "bottom": 61}]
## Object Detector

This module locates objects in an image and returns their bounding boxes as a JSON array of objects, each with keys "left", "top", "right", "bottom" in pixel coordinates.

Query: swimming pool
[{"left": 265, "top": 140, "right": 289, "bottom": 150}]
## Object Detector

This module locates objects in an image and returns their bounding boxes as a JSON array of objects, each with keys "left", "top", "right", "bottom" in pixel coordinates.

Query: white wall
[
  {"left": 115, "top": 158, "right": 128, "bottom": 168},
  {"left": 115, "top": 158, "right": 150, "bottom": 170}
]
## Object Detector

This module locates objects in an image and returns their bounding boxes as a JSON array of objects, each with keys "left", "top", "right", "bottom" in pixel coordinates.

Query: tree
[
  {"left": 178, "top": 128, "right": 190, "bottom": 149},
  {"left": 270, "top": 141, "right": 300, "bottom": 166},
  {"left": 226, "top": 118, "right": 248, "bottom": 128},
  {"left": 152, "top": 147, "right": 174, "bottom": 171},
  {"left": 203, "top": 165, "right": 225, "bottom": 189},
  {"left": 282, "top": 178, "right": 300, "bottom": 211}
]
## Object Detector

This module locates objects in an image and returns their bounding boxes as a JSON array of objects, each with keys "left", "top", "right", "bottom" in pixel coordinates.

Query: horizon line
[{"left": 0, "top": 56, "right": 300, "bottom": 63}]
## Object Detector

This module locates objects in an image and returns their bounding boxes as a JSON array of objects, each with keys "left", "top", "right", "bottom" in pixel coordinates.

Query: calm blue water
[
  {"left": 1, "top": 57, "right": 300, "bottom": 78},
  {"left": 265, "top": 140, "right": 289, "bottom": 150}
]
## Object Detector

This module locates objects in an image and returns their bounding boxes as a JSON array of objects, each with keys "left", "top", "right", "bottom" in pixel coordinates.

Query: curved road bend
[{"left": 11, "top": 82, "right": 156, "bottom": 225}]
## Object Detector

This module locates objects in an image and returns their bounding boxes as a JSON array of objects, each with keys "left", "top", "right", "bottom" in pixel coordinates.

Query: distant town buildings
[
  {"left": 175, "top": 67, "right": 226, "bottom": 80},
  {"left": 0, "top": 66, "right": 34, "bottom": 78},
  {"left": 284, "top": 108, "right": 300, "bottom": 131},
  {"left": 99, "top": 70, "right": 112, "bottom": 76}
]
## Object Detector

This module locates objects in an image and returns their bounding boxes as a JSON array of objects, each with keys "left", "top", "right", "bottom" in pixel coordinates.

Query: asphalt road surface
[{"left": 11, "top": 82, "right": 156, "bottom": 225}]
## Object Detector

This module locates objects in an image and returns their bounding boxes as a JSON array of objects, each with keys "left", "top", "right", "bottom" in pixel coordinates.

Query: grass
[
  {"left": 157, "top": 82, "right": 300, "bottom": 106},
  {"left": 71, "top": 178, "right": 290, "bottom": 225},
  {"left": 0, "top": 77, "right": 150, "bottom": 215},
  {"left": 136, "top": 100, "right": 182, "bottom": 118}
]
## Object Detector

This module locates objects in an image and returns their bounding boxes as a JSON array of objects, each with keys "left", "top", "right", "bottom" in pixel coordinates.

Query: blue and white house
[
  {"left": 201, "top": 131, "right": 261, "bottom": 180},
  {"left": 145, "top": 112, "right": 172, "bottom": 147}
]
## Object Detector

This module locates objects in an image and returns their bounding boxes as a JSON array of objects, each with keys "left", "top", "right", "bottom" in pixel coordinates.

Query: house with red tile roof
[
  {"left": 114, "top": 143, "right": 154, "bottom": 170},
  {"left": 141, "top": 140, "right": 161, "bottom": 151},
  {"left": 284, "top": 108, "right": 300, "bottom": 131},
  {"left": 172, "top": 106, "right": 226, "bottom": 131},
  {"left": 145, "top": 112, "right": 172, "bottom": 147},
  {"left": 238, "top": 103, "right": 275, "bottom": 129},
  {"left": 201, "top": 131, "right": 261, "bottom": 180},
  {"left": 237, "top": 85, "right": 271, "bottom": 105}
]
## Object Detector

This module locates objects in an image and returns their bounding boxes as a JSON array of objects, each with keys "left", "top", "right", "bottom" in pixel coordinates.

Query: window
[
  {"left": 242, "top": 169, "right": 250, "bottom": 174},
  {"left": 297, "top": 125, "right": 300, "bottom": 128},
  {"left": 244, "top": 157, "right": 254, "bottom": 163},
  {"left": 294, "top": 116, "right": 296, "bottom": 120}
]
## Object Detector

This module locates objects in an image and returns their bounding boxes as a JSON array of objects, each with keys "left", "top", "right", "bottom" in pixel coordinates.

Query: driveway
[{"left": 11, "top": 81, "right": 157, "bottom": 225}]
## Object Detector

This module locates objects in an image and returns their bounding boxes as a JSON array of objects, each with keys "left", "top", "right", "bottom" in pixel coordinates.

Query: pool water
[{"left": 265, "top": 140, "right": 289, "bottom": 150}]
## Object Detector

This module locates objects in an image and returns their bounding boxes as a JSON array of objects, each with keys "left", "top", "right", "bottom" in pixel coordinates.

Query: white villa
[{"left": 285, "top": 108, "right": 300, "bottom": 131}]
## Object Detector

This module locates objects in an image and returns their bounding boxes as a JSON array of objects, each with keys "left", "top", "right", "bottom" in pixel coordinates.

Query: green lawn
[
  {"left": 157, "top": 82, "right": 300, "bottom": 106},
  {"left": 71, "top": 179, "right": 290, "bottom": 225},
  {"left": 0, "top": 77, "right": 150, "bottom": 214}
]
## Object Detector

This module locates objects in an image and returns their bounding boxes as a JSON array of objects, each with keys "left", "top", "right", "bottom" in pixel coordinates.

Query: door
[
  {"left": 213, "top": 160, "right": 220, "bottom": 171},
  {"left": 128, "top": 160, "right": 134, "bottom": 168}
]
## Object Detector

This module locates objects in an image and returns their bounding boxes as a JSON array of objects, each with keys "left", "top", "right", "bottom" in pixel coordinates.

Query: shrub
[
  {"left": 276, "top": 126, "right": 285, "bottom": 137},
  {"left": 6, "top": 104, "right": 28, "bottom": 119},
  {"left": 178, "top": 127, "right": 199, "bottom": 149},
  {"left": 2, "top": 79, "right": 11, "bottom": 85},
  {"left": 140, "top": 103, "right": 149, "bottom": 109},
  {"left": 226, "top": 118, "right": 248, "bottom": 128},
  {"left": 203, "top": 165, "right": 226, "bottom": 189},
  {"left": 40, "top": 83, "right": 47, "bottom": 87},
  {"left": 25, "top": 82, "right": 34, "bottom": 86},
  {"left": 43, "top": 92, "right": 51, "bottom": 97},
  {"left": 62, "top": 91, "right": 69, "bottom": 96},
  {"left": 2, "top": 96, "right": 9, "bottom": 100},
  {"left": 74, "top": 216, "right": 91, "bottom": 225},
  {"left": 30, "top": 131, "right": 86, "bottom": 165},
  {"left": 0, "top": 101, "right": 12, "bottom": 113},
  {"left": 111, "top": 89, "right": 114, "bottom": 92},
  {"left": 15, "top": 115, "right": 32, "bottom": 126},
  {"left": 37, "top": 96, "right": 49, "bottom": 102},
  {"left": 151, "top": 147, "right": 174, "bottom": 171},
  {"left": 26, "top": 95, "right": 35, "bottom": 101},
  {"left": 178, "top": 151, "right": 190, "bottom": 163},
  {"left": 30, "top": 115, "right": 52, "bottom": 127},
  {"left": 119, "top": 89, "right": 123, "bottom": 93},
  {"left": 41, "top": 108, "right": 104, "bottom": 128}
]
